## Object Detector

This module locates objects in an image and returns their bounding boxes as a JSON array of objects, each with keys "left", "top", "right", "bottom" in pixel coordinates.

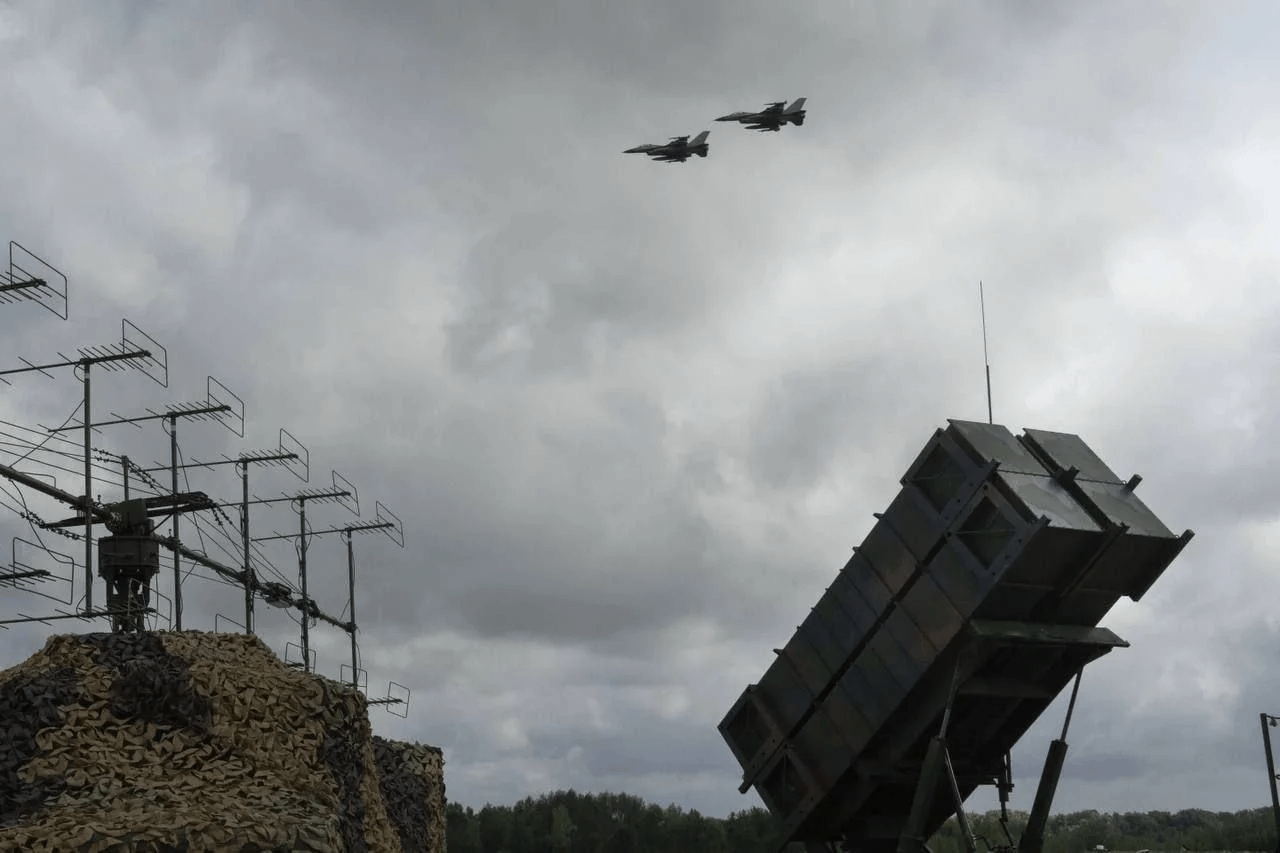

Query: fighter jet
[
  {"left": 623, "top": 131, "right": 710, "bottom": 163},
  {"left": 715, "top": 98, "right": 807, "bottom": 132}
]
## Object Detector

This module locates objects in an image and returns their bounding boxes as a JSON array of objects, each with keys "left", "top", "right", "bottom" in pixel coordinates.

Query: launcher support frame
[{"left": 891, "top": 647, "right": 1090, "bottom": 853}]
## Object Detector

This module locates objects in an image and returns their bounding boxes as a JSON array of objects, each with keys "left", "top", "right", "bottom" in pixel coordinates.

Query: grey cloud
[
  {"left": 446, "top": 205, "right": 713, "bottom": 380},
  {"left": 256, "top": 373, "right": 739, "bottom": 646},
  {"left": 537, "top": 716, "right": 737, "bottom": 779},
  {"left": 1060, "top": 754, "right": 1148, "bottom": 784},
  {"left": 745, "top": 356, "right": 948, "bottom": 493},
  {"left": 0, "top": 0, "right": 1272, "bottom": 822},
  {"left": 985, "top": 615, "right": 1280, "bottom": 813}
]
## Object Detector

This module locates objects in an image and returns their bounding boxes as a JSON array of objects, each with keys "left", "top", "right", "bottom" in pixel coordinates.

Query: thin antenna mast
[{"left": 980, "top": 281, "right": 993, "bottom": 425}]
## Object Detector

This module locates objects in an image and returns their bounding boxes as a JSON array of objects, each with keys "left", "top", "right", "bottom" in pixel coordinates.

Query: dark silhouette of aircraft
[
  {"left": 623, "top": 131, "right": 710, "bottom": 163},
  {"left": 715, "top": 98, "right": 807, "bottom": 132}
]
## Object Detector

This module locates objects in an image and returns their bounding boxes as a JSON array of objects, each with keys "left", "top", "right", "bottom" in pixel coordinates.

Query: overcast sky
[{"left": 0, "top": 0, "right": 1278, "bottom": 822}]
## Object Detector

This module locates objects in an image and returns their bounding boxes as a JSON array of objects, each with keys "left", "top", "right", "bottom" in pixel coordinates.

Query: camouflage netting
[
  {"left": 0, "top": 631, "right": 445, "bottom": 853},
  {"left": 370, "top": 738, "right": 445, "bottom": 853}
]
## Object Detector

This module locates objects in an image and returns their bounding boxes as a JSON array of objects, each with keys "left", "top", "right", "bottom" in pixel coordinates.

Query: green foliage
[
  {"left": 929, "top": 807, "right": 1278, "bottom": 853},
  {"left": 447, "top": 794, "right": 1279, "bottom": 853},
  {"left": 445, "top": 791, "right": 784, "bottom": 853}
]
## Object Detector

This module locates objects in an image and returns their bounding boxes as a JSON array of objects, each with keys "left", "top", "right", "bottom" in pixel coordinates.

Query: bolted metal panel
[
  {"left": 1079, "top": 532, "right": 1191, "bottom": 603},
  {"left": 975, "top": 561, "right": 1072, "bottom": 621},
  {"left": 1021, "top": 428, "right": 1124, "bottom": 484},
  {"left": 803, "top": 605, "right": 859, "bottom": 674},
  {"left": 836, "top": 663, "right": 893, "bottom": 732},
  {"left": 879, "top": 486, "right": 953, "bottom": 561},
  {"left": 898, "top": 573, "right": 966, "bottom": 653},
  {"left": 782, "top": 628, "right": 839, "bottom": 698},
  {"left": 844, "top": 646, "right": 904, "bottom": 727},
  {"left": 879, "top": 487, "right": 940, "bottom": 561},
  {"left": 879, "top": 605, "right": 938, "bottom": 674},
  {"left": 899, "top": 429, "right": 968, "bottom": 510},
  {"left": 840, "top": 554, "right": 895, "bottom": 615},
  {"left": 857, "top": 520, "right": 919, "bottom": 595},
  {"left": 756, "top": 748, "right": 821, "bottom": 821},
  {"left": 725, "top": 701, "right": 796, "bottom": 790},
  {"left": 792, "top": 703, "right": 860, "bottom": 790},
  {"left": 756, "top": 654, "right": 818, "bottom": 736},
  {"left": 947, "top": 419, "right": 1051, "bottom": 477},
  {"left": 822, "top": 569, "right": 883, "bottom": 645},
  {"left": 719, "top": 686, "right": 784, "bottom": 768},
  {"left": 98, "top": 535, "right": 161, "bottom": 573},
  {"left": 860, "top": 627, "right": 919, "bottom": 698},
  {"left": 925, "top": 537, "right": 993, "bottom": 618},
  {"left": 1046, "top": 586, "right": 1123, "bottom": 627},
  {"left": 952, "top": 489, "right": 1021, "bottom": 572},
  {"left": 1074, "top": 479, "right": 1174, "bottom": 537},
  {"left": 949, "top": 481, "right": 1065, "bottom": 584},
  {"left": 819, "top": 679, "right": 877, "bottom": 755},
  {"left": 1000, "top": 528, "right": 1103, "bottom": 595},
  {"left": 1070, "top": 479, "right": 1191, "bottom": 601},
  {"left": 996, "top": 472, "right": 1103, "bottom": 533},
  {"left": 900, "top": 427, "right": 998, "bottom": 520},
  {"left": 944, "top": 473, "right": 1117, "bottom": 625}
]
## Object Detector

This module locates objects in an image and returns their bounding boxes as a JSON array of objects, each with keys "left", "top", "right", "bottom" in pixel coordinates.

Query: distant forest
[{"left": 445, "top": 791, "right": 1280, "bottom": 853}]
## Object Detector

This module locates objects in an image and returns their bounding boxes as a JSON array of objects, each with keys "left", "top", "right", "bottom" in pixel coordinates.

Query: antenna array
[{"left": 0, "top": 241, "right": 412, "bottom": 714}]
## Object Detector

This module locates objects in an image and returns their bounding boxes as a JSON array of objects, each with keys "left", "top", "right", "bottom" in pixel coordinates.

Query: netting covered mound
[
  {"left": 0, "top": 631, "right": 444, "bottom": 853},
  {"left": 370, "top": 738, "right": 445, "bottom": 853}
]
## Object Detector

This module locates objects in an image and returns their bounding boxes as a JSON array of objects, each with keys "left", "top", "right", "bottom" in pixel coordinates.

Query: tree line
[
  {"left": 445, "top": 791, "right": 1279, "bottom": 853},
  {"left": 930, "top": 806, "right": 1278, "bottom": 853}
]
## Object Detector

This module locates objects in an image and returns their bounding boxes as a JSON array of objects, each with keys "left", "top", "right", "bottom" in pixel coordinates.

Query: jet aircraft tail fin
[
  {"left": 784, "top": 97, "right": 807, "bottom": 114},
  {"left": 691, "top": 130, "right": 710, "bottom": 146}
]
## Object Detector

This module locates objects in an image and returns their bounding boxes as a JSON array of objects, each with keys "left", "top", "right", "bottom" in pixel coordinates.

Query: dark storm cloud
[
  {"left": 1088, "top": 341, "right": 1280, "bottom": 532},
  {"left": 0, "top": 0, "right": 1273, "bottom": 822},
  {"left": 446, "top": 203, "right": 722, "bottom": 379},
  {"left": 384, "top": 389, "right": 726, "bottom": 641},
  {"left": 1061, "top": 755, "right": 1148, "bottom": 784},
  {"left": 534, "top": 714, "right": 736, "bottom": 779},
  {"left": 744, "top": 355, "right": 954, "bottom": 494},
  {"left": 990, "top": 615, "right": 1280, "bottom": 814}
]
